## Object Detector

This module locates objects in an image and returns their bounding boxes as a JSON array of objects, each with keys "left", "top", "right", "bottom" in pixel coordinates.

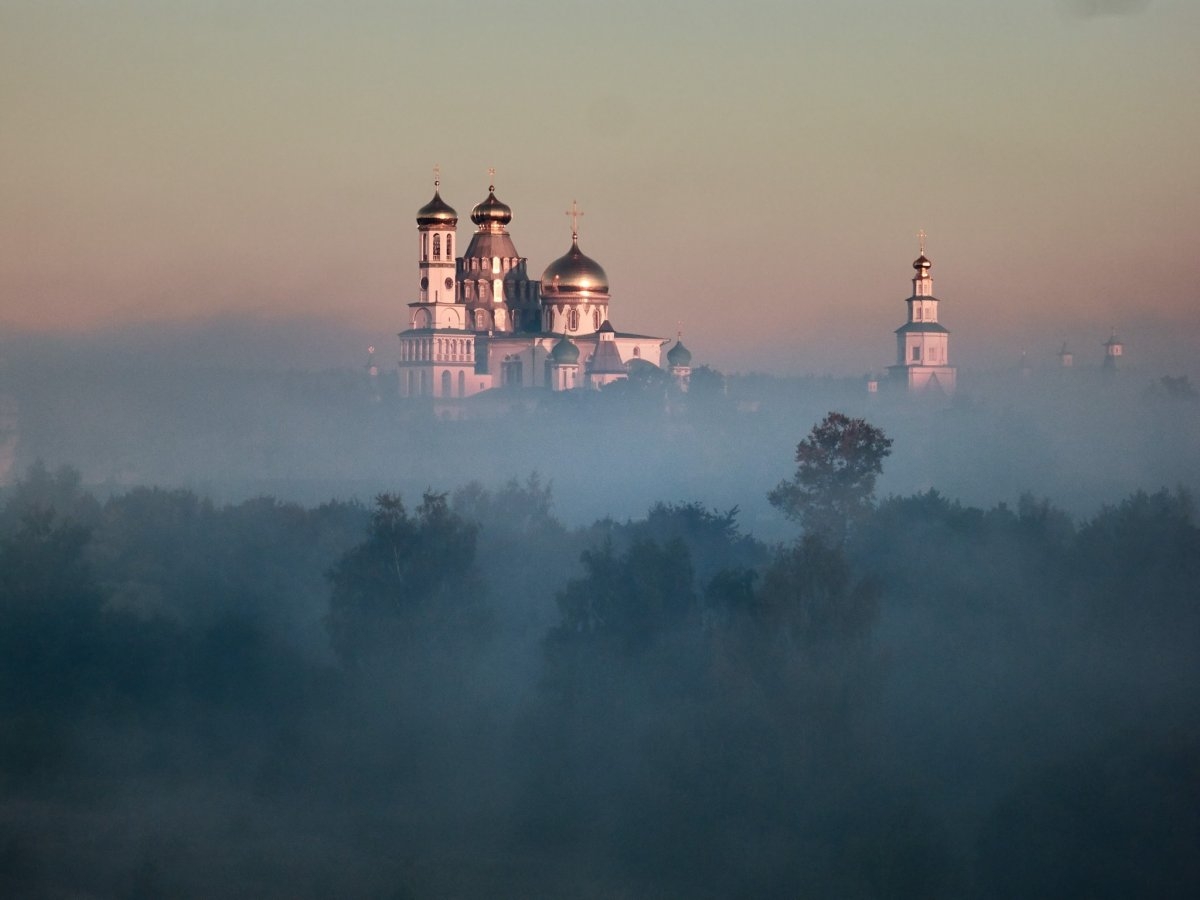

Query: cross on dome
[
  {"left": 566, "top": 200, "right": 584, "bottom": 241},
  {"left": 488, "top": 166, "right": 496, "bottom": 192},
  {"left": 433, "top": 163, "right": 441, "bottom": 189}
]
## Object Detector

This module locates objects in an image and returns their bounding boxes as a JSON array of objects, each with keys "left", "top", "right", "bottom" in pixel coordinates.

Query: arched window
[
  {"left": 475, "top": 310, "right": 487, "bottom": 330},
  {"left": 633, "top": 346, "right": 641, "bottom": 358},
  {"left": 433, "top": 234, "right": 441, "bottom": 260},
  {"left": 441, "top": 370, "right": 451, "bottom": 396},
  {"left": 568, "top": 308, "right": 579, "bottom": 332},
  {"left": 446, "top": 235, "right": 453, "bottom": 258},
  {"left": 422, "top": 233, "right": 428, "bottom": 259},
  {"left": 593, "top": 309, "right": 601, "bottom": 330}
]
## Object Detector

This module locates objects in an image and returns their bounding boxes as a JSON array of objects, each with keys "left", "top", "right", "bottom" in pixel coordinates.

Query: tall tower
[
  {"left": 1102, "top": 329, "right": 1124, "bottom": 374},
  {"left": 398, "top": 171, "right": 478, "bottom": 399},
  {"left": 459, "top": 173, "right": 534, "bottom": 335},
  {"left": 887, "top": 232, "right": 956, "bottom": 394},
  {"left": 413, "top": 169, "right": 460, "bottom": 324}
]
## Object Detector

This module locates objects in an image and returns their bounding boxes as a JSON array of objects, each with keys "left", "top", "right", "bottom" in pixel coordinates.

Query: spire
[{"left": 912, "top": 231, "right": 933, "bottom": 297}]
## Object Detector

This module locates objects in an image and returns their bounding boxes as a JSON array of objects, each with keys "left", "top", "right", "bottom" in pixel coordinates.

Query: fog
[{"left": 1, "top": 321, "right": 1198, "bottom": 897}]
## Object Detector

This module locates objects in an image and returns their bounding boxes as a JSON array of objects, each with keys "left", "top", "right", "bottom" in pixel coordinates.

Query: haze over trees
[{"left": 0, "top": 412, "right": 1197, "bottom": 897}]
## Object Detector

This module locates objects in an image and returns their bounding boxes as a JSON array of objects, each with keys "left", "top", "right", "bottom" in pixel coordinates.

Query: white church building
[
  {"left": 887, "top": 235, "right": 957, "bottom": 394},
  {"left": 398, "top": 173, "right": 677, "bottom": 399}
]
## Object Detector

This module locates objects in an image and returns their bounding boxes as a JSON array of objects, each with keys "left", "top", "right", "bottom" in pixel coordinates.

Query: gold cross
[
  {"left": 566, "top": 200, "right": 584, "bottom": 239},
  {"left": 918, "top": 229, "right": 927, "bottom": 255},
  {"left": 488, "top": 166, "right": 496, "bottom": 191}
]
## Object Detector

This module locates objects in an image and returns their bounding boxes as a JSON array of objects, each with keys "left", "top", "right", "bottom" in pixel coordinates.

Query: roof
[{"left": 895, "top": 322, "right": 950, "bottom": 335}]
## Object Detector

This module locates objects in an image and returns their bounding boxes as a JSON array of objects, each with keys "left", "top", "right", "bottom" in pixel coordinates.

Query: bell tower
[
  {"left": 887, "top": 232, "right": 956, "bottom": 394},
  {"left": 416, "top": 166, "right": 459, "bottom": 311}
]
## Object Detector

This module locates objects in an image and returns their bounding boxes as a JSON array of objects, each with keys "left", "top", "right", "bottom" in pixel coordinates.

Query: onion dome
[
  {"left": 667, "top": 339, "right": 692, "bottom": 367},
  {"left": 541, "top": 238, "right": 609, "bottom": 298},
  {"left": 913, "top": 253, "right": 931, "bottom": 271},
  {"left": 417, "top": 190, "right": 457, "bottom": 226},
  {"left": 551, "top": 336, "right": 580, "bottom": 365},
  {"left": 470, "top": 186, "right": 512, "bottom": 227}
]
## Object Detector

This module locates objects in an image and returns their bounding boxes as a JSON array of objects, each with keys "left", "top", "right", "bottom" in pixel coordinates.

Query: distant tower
[
  {"left": 1058, "top": 342, "right": 1074, "bottom": 368},
  {"left": 365, "top": 345, "right": 380, "bottom": 402},
  {"left": 887, "top": 232, "right": 956, "bottom": 394},
  {"left": 666, "top": 332, "right": 693, "bottom": 392},
  {"left": 1102, "top": 329, "right": 1124, "bottom": 373}
]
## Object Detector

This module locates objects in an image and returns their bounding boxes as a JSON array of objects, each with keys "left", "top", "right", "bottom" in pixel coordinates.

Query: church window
[
  {"left": 502, "top": 357, "right": 523, "bottom": 387},
  {"left": 446, "top": 235, "right": 453, "bottom": 257},
  {"left": 441, "top": 370, "right": 451, "bottom": 396},
  {"left": 568, "top": 308, "right": 579, "bottom": 332},
  {"left": 422, "top": 233, "right": 428, "bottom": 259},
  {"left": 912, "top": 345, "right": 921, "bottom": 361},
  {"left": 433, "top": 234, "right": 441, "bottom": 260},
  {"left": 633, "top": 346, "right": 641, "bottom": 358},
  {"left": 475, "top": 310, "right": 487, "bottom": 330},
  {"left": 593, "top": 309, "right": 601, "bottom": 330}
]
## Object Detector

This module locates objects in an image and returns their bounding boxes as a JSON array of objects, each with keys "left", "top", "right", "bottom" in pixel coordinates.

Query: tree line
[{"left": 1, "top": 415, "right": 1197, "bottom": 898}]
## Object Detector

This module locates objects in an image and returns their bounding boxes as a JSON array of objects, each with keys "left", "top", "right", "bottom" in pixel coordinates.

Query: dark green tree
[
  {"left": 325, "top": 492, "right": 481, "bottom": 664},
  {"left": 769, "top": 411, "right": 892, "bottom": 542}
]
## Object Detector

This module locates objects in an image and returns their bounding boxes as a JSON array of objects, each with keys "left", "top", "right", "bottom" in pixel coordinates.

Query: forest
[{"left": 1, "top": 411, "right": 1198, "bottom": 898}]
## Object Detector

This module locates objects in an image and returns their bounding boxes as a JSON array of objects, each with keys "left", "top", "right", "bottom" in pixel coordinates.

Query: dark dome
[
  {"left": 540, "top": 239, "right": 609, "bottom": 297},
  {"left": 416, "top": 190, "right": 457, "bottom": 226},
  {"left": 471, "top": 189, "right": 512, "bottom": 227},
  {"left": 913, "top": 253, "right": 932, "bottom": 270},
  {"left": 667, "top": 340, "right": 692, "bottom": 367},
  {"left": 551, "top": 336, "right": 580, "bottom": 364}
]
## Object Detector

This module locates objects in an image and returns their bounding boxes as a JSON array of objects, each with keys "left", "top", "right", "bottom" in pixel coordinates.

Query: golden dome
[
  {"left": 540, "top": 238, "right": 609, "bottom": 297},
  {"left": 416, "top": 190, "right": 457, "bottom": 226},
  {"left": 470, "top": 188, "right": 512, "bottom": 227}
]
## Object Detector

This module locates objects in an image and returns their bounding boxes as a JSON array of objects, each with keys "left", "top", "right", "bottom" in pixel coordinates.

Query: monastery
[{"left": 397, "top": 172, "right": 691, "bottom": 399}]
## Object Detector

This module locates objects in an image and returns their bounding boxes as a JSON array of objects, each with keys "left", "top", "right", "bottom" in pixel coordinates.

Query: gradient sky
[{"left": 2, "top": 0, "right": 1197, "bottom": 375}]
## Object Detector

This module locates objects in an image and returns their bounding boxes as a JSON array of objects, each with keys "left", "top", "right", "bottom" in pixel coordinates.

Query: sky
[{"left": 1, "top": 0, "right": 1197, "bottom": 375}]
